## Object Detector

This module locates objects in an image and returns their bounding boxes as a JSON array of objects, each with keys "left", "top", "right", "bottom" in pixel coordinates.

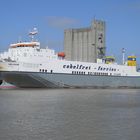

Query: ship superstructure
[{"left": 0, "top": 28, "right": 59, "bottom": 63}]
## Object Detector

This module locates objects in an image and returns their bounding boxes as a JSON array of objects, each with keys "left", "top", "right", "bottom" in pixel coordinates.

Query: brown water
[{"left": 0, "top": 88, "right": 140, "bottom": 140}]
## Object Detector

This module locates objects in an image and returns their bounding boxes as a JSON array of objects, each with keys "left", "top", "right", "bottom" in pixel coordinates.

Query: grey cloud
[
  {"left": 46, "top": 16, "right": 79, "bottom": 29},
  {"left": 118, "top": 2, "right": 140, "bottom": 11},
  {"left": 128, "top": 2, "right": 140, "bottom": 10}
]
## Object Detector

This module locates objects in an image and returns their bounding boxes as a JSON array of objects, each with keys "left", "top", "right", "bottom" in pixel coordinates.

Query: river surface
[{"left": 0, "top": 88, "right": 140, "bottom": 140}]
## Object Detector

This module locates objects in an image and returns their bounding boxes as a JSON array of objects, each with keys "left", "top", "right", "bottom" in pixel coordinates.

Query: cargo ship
[{"left": 0, "top": 29, "right": 140, "bottom": 88}]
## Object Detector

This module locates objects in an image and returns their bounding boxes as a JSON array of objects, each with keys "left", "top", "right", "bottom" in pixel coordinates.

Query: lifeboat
[{"left": 58, "top": 52, "right": 65, "bottom": 58}]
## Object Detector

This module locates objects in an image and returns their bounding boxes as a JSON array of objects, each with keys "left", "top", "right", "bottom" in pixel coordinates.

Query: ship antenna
[
  {"left": 18, "top": 36, "right": 22, "bottom": 42},
  {"left": 29, "top": 27, "right": 38, "bottom": 41},
  {"left": 122, "top": 48, "right": 125, "bottom": 65}
]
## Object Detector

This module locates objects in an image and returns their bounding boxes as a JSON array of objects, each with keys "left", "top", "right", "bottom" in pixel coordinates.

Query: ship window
[
  {"left": 72, "top": 71, "right": 75, "bottom": 74},
  {"left": 45, "top": 70, "right": 47, "bottom": 72},
  {"left": 51, "top": 70, "right": 53, "bottom": 73},
  {"left": 42, "top": 69, "right": 44, "bottom": 72},
  {"left": 40, "top": 69, "right": 42, "bottom": 72}
]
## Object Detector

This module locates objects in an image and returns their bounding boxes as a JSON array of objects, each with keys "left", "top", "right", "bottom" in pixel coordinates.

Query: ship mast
[
  {"left": 29, "top": 28, "right": 38, "bottom": 42},
  {"left": 122, "top": 48, "right": 125, "bottom": 65}
]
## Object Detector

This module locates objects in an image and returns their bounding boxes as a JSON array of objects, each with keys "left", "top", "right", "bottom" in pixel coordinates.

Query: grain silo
[{"left": 64, "top": 19, "right": 106, "bottom": 62}]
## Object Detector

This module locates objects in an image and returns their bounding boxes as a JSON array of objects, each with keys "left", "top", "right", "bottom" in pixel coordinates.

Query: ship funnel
[{"left": 127, "top": 56, "right": 136, "bottom": 66}]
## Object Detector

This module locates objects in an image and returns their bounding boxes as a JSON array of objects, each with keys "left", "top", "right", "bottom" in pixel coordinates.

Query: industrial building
[{"left": 64, "top": 19, "right": 106, "bottom": 62}]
